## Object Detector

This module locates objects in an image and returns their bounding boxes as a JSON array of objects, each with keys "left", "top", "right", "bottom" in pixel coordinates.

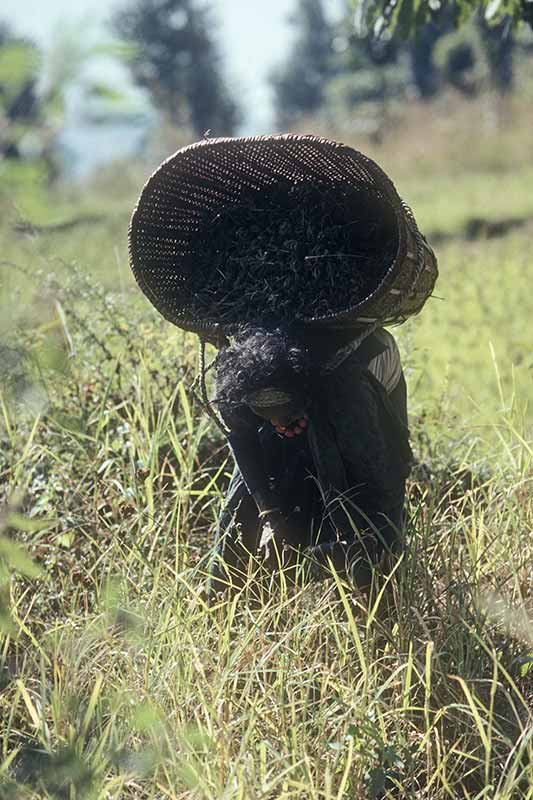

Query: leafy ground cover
[{"left": 0, "top": 96, "right": 532, "bottom": 798}]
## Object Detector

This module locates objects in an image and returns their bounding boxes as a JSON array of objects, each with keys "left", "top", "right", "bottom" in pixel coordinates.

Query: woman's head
[{"left": 214, "top": 327, "right": 315, "bottom": 426}]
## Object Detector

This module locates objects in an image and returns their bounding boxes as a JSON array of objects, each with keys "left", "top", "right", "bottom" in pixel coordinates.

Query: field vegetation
[{"left": 0, "top": 94, "right": 532, "bottom": 798}]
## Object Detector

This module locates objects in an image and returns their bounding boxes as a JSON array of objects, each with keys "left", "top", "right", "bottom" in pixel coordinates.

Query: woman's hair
[{"left": 214, "top": 326, "right": 315, "bottom": 412}]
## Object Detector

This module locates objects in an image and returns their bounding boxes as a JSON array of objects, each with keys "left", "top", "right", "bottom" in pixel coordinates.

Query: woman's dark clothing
[{"left": 208, "top": 329, "right": 412, "bottom": 594}]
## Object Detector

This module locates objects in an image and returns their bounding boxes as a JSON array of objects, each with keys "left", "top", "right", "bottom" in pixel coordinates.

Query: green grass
[
  {"left": 0, "top": 100, "right": 532, "bottom": 798},
  {"left": 403, "top": 230, "right": 532, "bottom": 430}
]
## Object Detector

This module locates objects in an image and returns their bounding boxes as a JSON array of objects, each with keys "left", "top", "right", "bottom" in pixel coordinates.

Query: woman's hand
[
  {"left": 258, "top": 510, "right": 299, "bottom": 570},
  {"left": 258, "top": 510, "right": 286, "bottom": 566},
  {"left": 272, "top": 416, "right": 308, "bottom": 438}
]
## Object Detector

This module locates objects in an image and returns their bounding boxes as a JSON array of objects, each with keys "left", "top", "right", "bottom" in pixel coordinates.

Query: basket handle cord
[{"left": 193, "top": 335, "right": 230, "bottom": 437}]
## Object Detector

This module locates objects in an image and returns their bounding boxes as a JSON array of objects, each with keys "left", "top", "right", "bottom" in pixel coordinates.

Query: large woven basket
[{"left": 129, "top": 134, "right": 438, "bottom": 339}]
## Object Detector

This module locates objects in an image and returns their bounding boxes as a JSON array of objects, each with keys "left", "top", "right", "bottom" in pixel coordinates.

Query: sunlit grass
[
  {"left": 0, "top": 264, "right": 531, "bottom": 798},
  {"left": 1, "top": 99, "right": 532, "bottom": 797}
]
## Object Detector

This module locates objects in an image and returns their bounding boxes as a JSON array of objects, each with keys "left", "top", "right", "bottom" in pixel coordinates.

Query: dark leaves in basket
[{"left": 190, "top": 181, "right": 398, "bottom": 326}]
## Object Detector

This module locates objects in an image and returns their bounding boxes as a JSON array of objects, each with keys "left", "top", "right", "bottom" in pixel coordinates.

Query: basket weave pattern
[{"left": 129, "top": 134, "right": 438, "bottom": 337}]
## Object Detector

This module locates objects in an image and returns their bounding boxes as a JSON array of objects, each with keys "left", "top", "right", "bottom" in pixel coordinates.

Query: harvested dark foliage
[{"left": 190, "top": 181, "right": 398, "bottom": 326}]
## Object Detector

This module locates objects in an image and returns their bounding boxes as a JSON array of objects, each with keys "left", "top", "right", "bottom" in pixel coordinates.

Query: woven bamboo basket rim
[{"left": 129, "top": 133, "right": 437, "bottom": 338}]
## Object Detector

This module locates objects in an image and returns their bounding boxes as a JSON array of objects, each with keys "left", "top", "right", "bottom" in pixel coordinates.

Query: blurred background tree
[
  {"left": 0, "top": 19, "right": 134, "bottom": 192},
  {"left": 112, "top": 0, "right": 240, "bottom": 136},
  {"left": 353, "top": 0, "right": 533, "bottom": 38},
  {"left": 268, "top": 0, "right": 532, "bottom": 133},
  {"left": 0, "top": 0, "right": 531, "bottom": 188},
  {"left": 0, "top": 23, "right": 42, "bottom": 161},
  {"left": 270, "top": 0, "right": 335, "bottom": 128}
]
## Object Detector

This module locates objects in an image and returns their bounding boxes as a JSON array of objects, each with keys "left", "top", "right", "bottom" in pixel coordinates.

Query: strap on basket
[{"left": 192, "top": 336, "right": 230, "bottom": 437}]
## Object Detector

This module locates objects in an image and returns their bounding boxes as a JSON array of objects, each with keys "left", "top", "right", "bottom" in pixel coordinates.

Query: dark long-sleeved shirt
[{"left": 221, "top": 329, "right": 412, "bottom": 514}]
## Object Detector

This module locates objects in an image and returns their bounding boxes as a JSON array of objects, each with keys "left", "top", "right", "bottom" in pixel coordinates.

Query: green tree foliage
[
  {"left": 351, "top": 1, "right": 524, "bottom": 100},
  {"left": 433, "top": 25, "right": 485, "bottom": 94},
  {"left": 113, "top": 0, "right": 239, "bottom": 136},
  {"left": 322, "top": 25, "right": 407, "bottom": 114},
  {"left": 273, "top": 0, "right": 522, "bottom": 129},
  {"left": 270, "top": 0, "right": 334, "bottom": 127},
  {"left": 353, "top": 0, "right": 533, "bottom": 39},
  {"left": 326, "top": 1, "right": 521, "bottom": 122},
  {"left": 479, "top": 14, "right": 514, "bottom": 91},
  {"left": 406, "top": 6, "right": 515, "bottom": 97}
]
